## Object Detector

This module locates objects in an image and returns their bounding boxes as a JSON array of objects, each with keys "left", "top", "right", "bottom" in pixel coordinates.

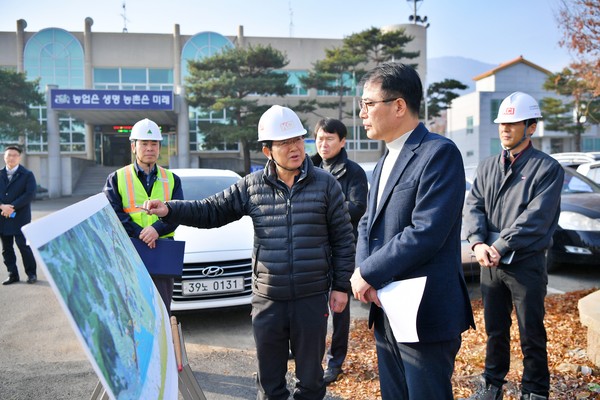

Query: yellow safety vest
[{"left": 117, "top": 164, "right": 175, "bottom": 238}]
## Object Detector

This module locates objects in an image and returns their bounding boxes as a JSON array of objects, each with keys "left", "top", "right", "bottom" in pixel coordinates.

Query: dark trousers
[
  {"left": 1, "top": 233, "right": 37, "bottom": 278},
  {"left": 325, "top": 291, "right": 350, "bottom": 369},
  {"left": 480, "top": 253, "right": 550, "bottom": 397},
  {"left": 373, "top": 307, "right": 461, "bottom": 400},
  {"left": 151, "top": 275, "right": 174, "bottom": 315},
  {"left": 252, "top": 294, "right": 329, "bottom": 400}
]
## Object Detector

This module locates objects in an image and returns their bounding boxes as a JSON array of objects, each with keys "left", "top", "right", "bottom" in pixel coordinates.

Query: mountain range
[{"left": 427, "top": 56, "right": 496, "bottom": 93}]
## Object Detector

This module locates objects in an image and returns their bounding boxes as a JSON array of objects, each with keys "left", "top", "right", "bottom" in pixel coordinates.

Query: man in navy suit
[
  {"left": 0, "top": 146, "right": 38, "bottom": 285},
  {"left": 350, "top": 62, "right": 475, "bottom": 399}
]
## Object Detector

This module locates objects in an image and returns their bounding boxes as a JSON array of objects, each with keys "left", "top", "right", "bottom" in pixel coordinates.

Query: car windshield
[
  {"left": 562, "top": 167, "right": 600, "bottom": 194},
  {"left": 180, "top": 176, "right": 238, "bottom": 200}
]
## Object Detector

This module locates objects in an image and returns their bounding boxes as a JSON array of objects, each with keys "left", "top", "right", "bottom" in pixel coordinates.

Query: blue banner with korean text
[{"left": 50, "top": 89, "right": 173, "bottom": 110}]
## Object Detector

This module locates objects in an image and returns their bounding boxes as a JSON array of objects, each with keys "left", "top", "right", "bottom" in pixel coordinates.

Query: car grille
[{"left": 172, "top": 258, "right": 253, "bottom": 302}]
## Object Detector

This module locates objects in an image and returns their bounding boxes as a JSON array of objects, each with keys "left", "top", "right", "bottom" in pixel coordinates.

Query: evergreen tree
[
  {"left": 542, "top": 67, "right": 600, "bottom": 151},
  {"left": 185, "top": 45, "right": 293, "bottom": 173},
  {"left": 299, "top": 26, "right": 419, "bottom": 119},
  {"left": 0, "top": 69, "right": 44, "bottom": 145},
  {"left": 421, "top": 79, "right": 468, "bottom": 121}
]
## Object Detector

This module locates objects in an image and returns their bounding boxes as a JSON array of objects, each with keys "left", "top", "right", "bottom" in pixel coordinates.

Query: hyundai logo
[{"left": 201, "top": 266, "right": 225, "bottom": 277}]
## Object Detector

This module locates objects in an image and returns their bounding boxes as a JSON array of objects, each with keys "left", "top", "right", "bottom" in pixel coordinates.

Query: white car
[
  {"left": 169, "top": 169, "right": 254, "bottom": 312},
  {"left": 576, "top": 161, "right": 600, "bottom": 184}
]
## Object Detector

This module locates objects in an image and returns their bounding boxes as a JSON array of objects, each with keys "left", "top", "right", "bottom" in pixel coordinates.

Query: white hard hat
[
  {"left": 494, "top": 92, "right": 542, "bottom": 123},
  {"left": 130, "top": 118, "right": 163, "bottom": 141},
  {"left": 258, "top": 105, "right": 307, "bottom": 142}
]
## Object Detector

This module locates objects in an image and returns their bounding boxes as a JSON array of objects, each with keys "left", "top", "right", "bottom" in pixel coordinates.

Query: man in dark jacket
[
  {"left": 143, "top": 105, "right": 355, "bottom": 400},
  {"left": 351, "top": 63, "right": 474, "bottom": 399},
  {"left": 0, "top": 146, "right": 38, "bottom": 285},
  {"left": 463, "top": 92, "right": 563, "bottom": 400},
  {"left": 312, "top": 118, "right": 368, "bottom": 384}
]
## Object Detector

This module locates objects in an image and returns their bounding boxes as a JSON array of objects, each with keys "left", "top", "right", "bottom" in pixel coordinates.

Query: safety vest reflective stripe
[{"left": 117, "top": 164, "right": 175, "bottom": 238}]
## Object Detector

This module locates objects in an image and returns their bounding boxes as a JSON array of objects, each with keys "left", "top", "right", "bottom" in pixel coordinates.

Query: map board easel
[{"left": 90, "top": 316, "right": 206, "bottom": 400}]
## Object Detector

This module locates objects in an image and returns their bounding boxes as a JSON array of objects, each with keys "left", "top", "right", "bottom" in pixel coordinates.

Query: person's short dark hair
[
  {"left": 313, "top": 118, "right": 348, "bottom": 140},
  {"left": 4, "top": 146, "right": 22, "bottom": 154},
  {"left": 524, "top": 118, "right": 538, "bottom": 127},
  {"left": 360, "top": 62, "right": 423, "bottom": 116}
]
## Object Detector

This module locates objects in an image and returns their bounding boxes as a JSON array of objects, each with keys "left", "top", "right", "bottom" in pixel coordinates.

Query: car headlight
[{"left": 558, "top": 211, "right": 600, "bottom": 231}]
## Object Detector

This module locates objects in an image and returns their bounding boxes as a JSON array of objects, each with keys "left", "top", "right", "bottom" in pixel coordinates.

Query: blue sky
[{"left": 1, "top": 0, "right": 572, "bottom": 72}]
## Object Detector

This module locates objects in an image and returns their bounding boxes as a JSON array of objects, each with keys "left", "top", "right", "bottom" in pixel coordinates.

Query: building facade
[
  {"left": 447, "top": 56, "right": 600, "bottom": 167},
  {"left": 0, "top": 18, "right": 427, "bottom": 197}
]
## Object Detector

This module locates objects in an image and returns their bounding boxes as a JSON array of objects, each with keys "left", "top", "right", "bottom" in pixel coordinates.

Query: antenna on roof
[
  {"left": 289, "top": 0, "right": 294, "bottom": 37},
  {"left": 121, "top": 0, "right": 129, "bottom": 33},
  {"left": 406, "top": 0, "right": 430, "bottom": 28}
]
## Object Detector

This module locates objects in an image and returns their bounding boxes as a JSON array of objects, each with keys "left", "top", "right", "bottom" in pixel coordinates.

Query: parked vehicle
[
  {"left": 576, "top": 161, "right": 600, "bottom": 184},
  {"left": 547, "top": 166, "right": 600, "bottom": 271},
  {"left": 550, "top": 152, "right": 600, "bottom": 168},
  {"left": 170, "top": 168, "right": 254, "bottom": 312}
]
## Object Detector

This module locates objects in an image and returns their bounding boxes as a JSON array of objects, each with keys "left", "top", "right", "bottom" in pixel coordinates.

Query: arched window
[
  {"left": 24, "top": 28, "right": 84, "bottom": 89},
  {"left": 181, "top": 32, "right": 233, "bottom": 80},
  {"left": 23, "top": 28, "right": 85, "bottom": 153},
  {"left": 182, "top": 32, "right": 235, "bottom": 152}
]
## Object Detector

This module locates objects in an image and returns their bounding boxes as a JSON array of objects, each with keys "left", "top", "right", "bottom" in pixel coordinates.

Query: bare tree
[{"left": 557, "top": 0, "right": 600, "bottom": 95}]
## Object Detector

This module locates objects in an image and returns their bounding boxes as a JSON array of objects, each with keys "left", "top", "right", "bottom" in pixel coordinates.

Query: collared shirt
[
  {"left": 133, "top": 161, "right": 157, "bottom": 194},
  {"left": 6, "top": 165, "right": 19, "bottom": 181},
  {"left": 377, "top": 130, "right": 413, "bottom": 206}
]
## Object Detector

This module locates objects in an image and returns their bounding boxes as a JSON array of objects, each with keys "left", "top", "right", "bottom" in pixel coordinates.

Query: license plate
[{"left": 182, "top": 277, "right": 244, "bottom": 296}]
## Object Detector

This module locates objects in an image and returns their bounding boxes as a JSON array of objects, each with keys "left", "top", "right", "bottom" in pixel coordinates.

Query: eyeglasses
[
  {"left": 273, "top": 136, "right": 304, "bottom": 148},
  {"left": 359, "top": 97, "right": 399, "bottom": 111}
]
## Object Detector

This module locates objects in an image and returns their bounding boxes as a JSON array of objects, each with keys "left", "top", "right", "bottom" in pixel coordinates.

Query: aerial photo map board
[{"left": 22, "top": 193, "right": 177, "bottom": 400}]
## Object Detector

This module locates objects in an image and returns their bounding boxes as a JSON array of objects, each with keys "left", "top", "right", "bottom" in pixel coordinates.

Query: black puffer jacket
[
  {"left": 314, "top": 148, "right": 368, "bottom": 239},
  {"left": 165, "top": 156, "right": 355, "bottom": 301}
]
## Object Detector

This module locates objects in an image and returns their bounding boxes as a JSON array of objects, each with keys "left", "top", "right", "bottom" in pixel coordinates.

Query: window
[
  {"left": 466, "top": 116, "right": 474, "bottom": 134},
  {"left": 316, "top": 72, "right": 356, "bottom": 96},
  {"left": 21, "top": 28, "right": 85, "bottom": 153},
  {"left": 181, "top": 32, "right": 234, "bottom": 80},
  {"left": 345, "top": 125, "right": 381, "bottom": 152},
  {"left": 93, "top": 68, "right": 173, "bottom": 90},
  {"left": 583, "top": 138, "right": 600, "bottom": 152},
  {"left": 24, "top": 28, "right": 84, "bottom": 89},
  {"left": 188, "top": 108, "right": 238, "bottom": 152},
  {"left": 94, "top": 68, "right": 119, "bottom": 83},
  {"left": 286, "top": 70, "right": 308, "bottom": 96},
  {"left": 490, "top": 99, "right": 501, "bottom": 123},
  {"left": 490, "top": 138, "right": 501, "bottom": 154},
  {"left": 121, "top": 68, "right": 146, "bottom": 84},
  {"left": 551, "top": 138, "right": 563, "bottom": 154}
]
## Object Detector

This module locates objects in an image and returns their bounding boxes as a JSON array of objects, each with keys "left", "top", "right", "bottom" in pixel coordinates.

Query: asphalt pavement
[{"left": 0, "top": 194, "right": 368, "bottom": 400}]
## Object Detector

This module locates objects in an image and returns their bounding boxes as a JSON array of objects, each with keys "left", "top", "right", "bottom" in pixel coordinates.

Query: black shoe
[
  {"left": 464, "top": 384, "right": 503, "bottom": 400},
  {"left": 323, "top": 367, "right": 342, "bottom": 385},
  {"left": 26, "top": 275, "right": 37, "bottom": 284},
  {"left": 2, "top": 275, "right": 19, "bottom": 285}
]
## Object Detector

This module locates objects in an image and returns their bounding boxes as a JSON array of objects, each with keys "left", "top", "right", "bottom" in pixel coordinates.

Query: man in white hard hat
[
  {"left": 463, "top": 92, "right": 564, "bottom": 400},
  {"left": 103, "top": 118, "right": 183, "bottom": 315},
  {"left": 142, "top": 105, "right": 355, "bottom": 400}
]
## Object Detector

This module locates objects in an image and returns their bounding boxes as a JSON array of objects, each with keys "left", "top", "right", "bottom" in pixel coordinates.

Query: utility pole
[
  {"left": 121, "top": 1, "right": 129, "bottom": 33},
  {"left": 289, "top": 1, "right": 294, "bottom": 37}
]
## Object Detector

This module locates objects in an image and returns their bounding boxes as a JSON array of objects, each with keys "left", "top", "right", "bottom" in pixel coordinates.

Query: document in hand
[
  {"left": 377, "top": 276, "right": 427, "bottom": 343},
  {"left": 131, "top": 237, "right": 185, "bottom": 277},
  {"left": 486, "top": 232, "right": 515, "bottom": 264}
]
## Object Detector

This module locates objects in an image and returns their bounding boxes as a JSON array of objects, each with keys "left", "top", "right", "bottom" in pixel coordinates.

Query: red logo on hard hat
[
  {"left": 504, "top": 107, "right": 515, "bottom": 115},
  {"left": 280, "top": 121, "right": 293, "bottom": 131}
]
